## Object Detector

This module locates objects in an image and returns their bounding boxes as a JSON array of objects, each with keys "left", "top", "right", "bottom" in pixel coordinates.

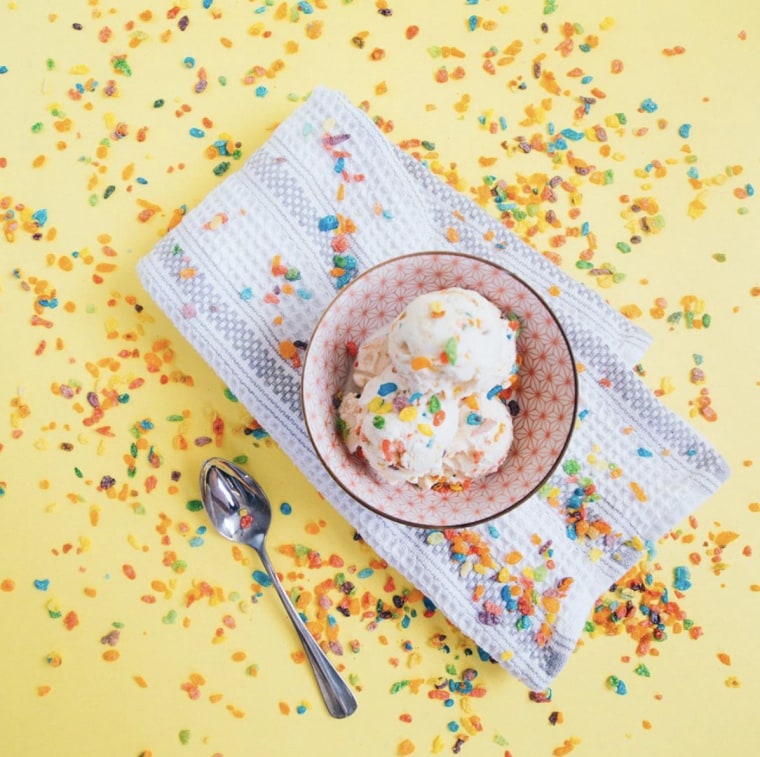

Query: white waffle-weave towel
[{"left": 137, "top": 87, "right": 729, "bottom": 691}]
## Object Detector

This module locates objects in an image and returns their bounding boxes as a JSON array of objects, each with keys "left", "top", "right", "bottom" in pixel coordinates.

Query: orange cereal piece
[
  {"left": 630, "top": 481, "right": 648, "bottom": 502},
  {"left": 714, "top": 531, "right": 739, "bottom": 547},
  {"left": 397, "top": 739, "right": 415, "bottom": 756},
  {"left": 278, "top": 340, "right": 297, "bottom": 360},
  {"left": 411, "top": 356, "right": 432, "bottom": 371},
  {"left": 553, "top": 737, "right": 581, "bottom": 756}
]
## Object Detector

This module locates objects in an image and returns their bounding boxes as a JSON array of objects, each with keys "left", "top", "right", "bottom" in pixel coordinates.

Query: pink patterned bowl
[{"left": 301, "top": 252, "right": 577, "bottom": 528}]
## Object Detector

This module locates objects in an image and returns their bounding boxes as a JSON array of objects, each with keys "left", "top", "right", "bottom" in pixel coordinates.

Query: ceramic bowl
[{"left": 301, "top": 252, "right": 577, "bottom": 528}]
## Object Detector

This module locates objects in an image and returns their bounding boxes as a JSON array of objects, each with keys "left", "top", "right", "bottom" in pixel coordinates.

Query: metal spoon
[{"left": 199, "top": 457, "right": 358, "bottom": 719}]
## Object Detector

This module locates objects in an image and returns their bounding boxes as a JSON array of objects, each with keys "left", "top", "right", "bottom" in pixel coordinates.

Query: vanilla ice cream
[
  {"left": 338, "top": 287, "right": 519, "bottom": 490},
  {"left": 388, "top": 287, "right": 516, "bottom": 394},
  {"left": 442, "top": 391, "right": 514, "bottom": 483},
  {"left": 345, "top": 371, "right": 459, "bottom": 486}
]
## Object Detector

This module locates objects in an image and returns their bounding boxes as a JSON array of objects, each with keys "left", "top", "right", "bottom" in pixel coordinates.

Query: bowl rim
[{"left": 300, "top": 250, "right": 578, "bottom": 529}]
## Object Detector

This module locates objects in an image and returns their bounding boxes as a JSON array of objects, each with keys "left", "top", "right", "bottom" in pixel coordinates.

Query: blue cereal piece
[{"left": 318, "top": 214, "right": 340, "bottom": 232}]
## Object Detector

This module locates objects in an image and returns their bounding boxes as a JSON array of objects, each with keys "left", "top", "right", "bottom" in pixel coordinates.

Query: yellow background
[{"left": 0, "top": 1, "right": 757, "bottom": 755}]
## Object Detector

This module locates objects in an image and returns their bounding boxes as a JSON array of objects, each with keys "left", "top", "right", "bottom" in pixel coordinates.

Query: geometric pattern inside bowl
[{"left": 302, "top": 251, "right": 578, "bottom": 528}]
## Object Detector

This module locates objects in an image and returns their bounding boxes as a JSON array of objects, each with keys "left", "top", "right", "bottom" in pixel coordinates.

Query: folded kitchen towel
[{"left": 137, "top": 86, "right": 729, "bottom": 690}]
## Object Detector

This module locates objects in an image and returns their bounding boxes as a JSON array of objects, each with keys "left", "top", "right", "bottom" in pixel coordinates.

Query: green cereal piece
[
  {"left": 563, "top": 459, "right": 581, "bottom": 475},
  {"left": 112, "top": 57, "right": 132, "bottom": 77},
  {"left": 444, "top": 337, "right": 458, "bottom": 366}
]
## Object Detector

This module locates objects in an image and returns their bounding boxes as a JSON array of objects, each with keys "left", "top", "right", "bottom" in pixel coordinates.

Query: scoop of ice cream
[
  {"left": 340, "top": 370, "right": 459, "bottom": 486},
  {"left": 442, "top": 392, "right": 513, "bottom": 483},
  {"left": 387, "top": 287, "right": 516, "bottom": 393}
]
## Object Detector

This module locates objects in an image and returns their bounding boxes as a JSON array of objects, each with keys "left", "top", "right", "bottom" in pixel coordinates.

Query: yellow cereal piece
[
  {"left": 620, "top": 304, "right": 642, "bottom": 319},
  {"left": 464, "top": 394, "right": 480, "bottom": 410},
  {"left": 659, "top": 376, "right": 675, "bottom": 394},
  {"left": 429, "top": 301, "right": 445, "bottom": 317},
  {"left": 367, "top": 397, "right": 392, "bottom": 414}
]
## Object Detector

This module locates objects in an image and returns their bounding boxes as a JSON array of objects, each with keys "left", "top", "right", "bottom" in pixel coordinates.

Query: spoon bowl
[
  {"left": 201, "top": 459, "right": 271, "bottom": 546},
  {"left": 199, "top": 457, "right": 358, "bottom": 719}
]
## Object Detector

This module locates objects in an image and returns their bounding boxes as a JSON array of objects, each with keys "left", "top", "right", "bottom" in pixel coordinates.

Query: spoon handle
[{"left": 257, "top": 545, "right": 358, "bottom": 719}]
